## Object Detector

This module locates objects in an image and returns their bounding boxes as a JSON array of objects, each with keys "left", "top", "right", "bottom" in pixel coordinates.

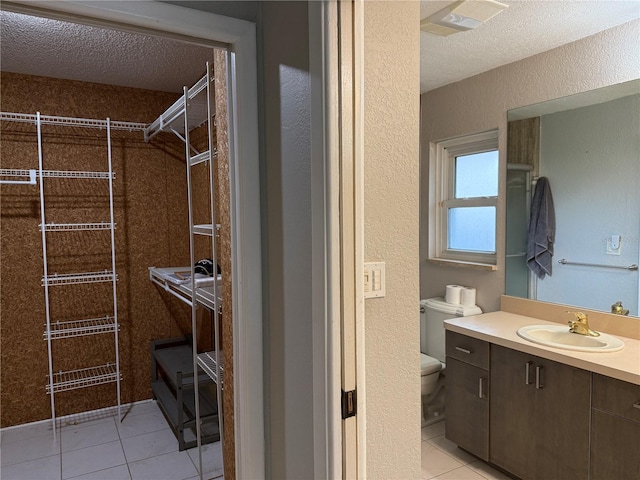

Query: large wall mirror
[{"left": 505, "top": 79, "right": 640, "bottom": 317}]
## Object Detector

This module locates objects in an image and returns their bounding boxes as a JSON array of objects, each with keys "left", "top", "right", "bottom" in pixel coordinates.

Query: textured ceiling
[
  {"left": 420, "top": 0, "right": 640, "bottom": 92},
  {"left": 0, "top": 11, "right": 215, "bottom": 93},
  {"left": 1, "top": 2, "right": 639, "bottom": 95}
]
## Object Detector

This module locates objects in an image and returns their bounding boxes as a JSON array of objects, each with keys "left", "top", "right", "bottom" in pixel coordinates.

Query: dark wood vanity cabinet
[
  {"left": 590, "top": 374, "right": 640, "bottom": 480},
  {"left": 446, "top": 332, "right": 640, "bottom": 479},
  {"left": 490, "top": 345, "right": 591, "bottom": 480},
  {"left": 445, "top": 331, "right": 490, "bottom": 461}
]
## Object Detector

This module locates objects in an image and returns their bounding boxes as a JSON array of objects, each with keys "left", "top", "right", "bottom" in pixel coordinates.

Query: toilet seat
[{"left": 421, "top": 353, "right": 442, "bottom": 376}]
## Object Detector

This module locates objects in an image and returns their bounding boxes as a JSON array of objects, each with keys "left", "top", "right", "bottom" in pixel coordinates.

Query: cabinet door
[
  {"left": 591, "top": 375, "right": 640, "bottom": 479},
  {"left": 445, "top": 357, "right": 489, "bottom": 460},
  {"left": 533, "top": 357, "right": 590, "bottom": 480},
  {"left": 490, "top": 345, "right": 536, "bottom": 478},
  {"left": 590, "top": 409, "right": 640, "bottom": 480}
]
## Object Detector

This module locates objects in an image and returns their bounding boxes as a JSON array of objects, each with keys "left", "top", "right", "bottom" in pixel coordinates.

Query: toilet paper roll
[
  {"left": 461, "top": 287, "right": 477, "bottom": 306},
  {"left": 445, "top": 285, "right": 463, "bottom": 305}
]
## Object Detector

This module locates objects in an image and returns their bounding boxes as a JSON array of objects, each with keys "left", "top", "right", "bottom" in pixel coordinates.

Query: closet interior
[{"left": 0, "top": 12, "right": 235, "bottom": 480}]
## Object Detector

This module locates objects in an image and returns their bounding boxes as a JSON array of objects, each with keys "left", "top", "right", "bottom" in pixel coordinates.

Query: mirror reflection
[{"left": 506, "top": 80, "right": 640, "bottom": 316}]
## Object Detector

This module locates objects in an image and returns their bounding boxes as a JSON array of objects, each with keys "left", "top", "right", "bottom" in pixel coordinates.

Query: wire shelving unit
[
  {"left": 0, "top": 111, "right": 145, "bottom": 435},
  {"left": 145, "top": 63, "right": 224, "bottom": 480}
]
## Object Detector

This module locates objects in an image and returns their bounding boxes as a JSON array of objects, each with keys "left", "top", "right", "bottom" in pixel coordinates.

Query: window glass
[
  {"left": 448, "top": 206, "right": 496, "bottom": 253},
  {"left": 430, "top": 129, "right": 498, "bottom": 266},
  {"left": 454, "top": 151, "right": 498, "bottom": 198}
]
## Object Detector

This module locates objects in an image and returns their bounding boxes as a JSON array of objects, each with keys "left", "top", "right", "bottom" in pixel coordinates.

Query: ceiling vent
[{"left": 421, "top": 0, "right": 508, "bottom": 36}]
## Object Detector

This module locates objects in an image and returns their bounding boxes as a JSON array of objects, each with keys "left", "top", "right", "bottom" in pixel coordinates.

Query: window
[{"left": 430, "top": 130, "right": 499, "bottom": 267}]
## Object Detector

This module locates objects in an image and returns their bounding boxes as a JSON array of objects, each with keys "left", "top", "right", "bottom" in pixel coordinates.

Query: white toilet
[{"left": 420, "top": 297, "right": 482, "bottom": 426}]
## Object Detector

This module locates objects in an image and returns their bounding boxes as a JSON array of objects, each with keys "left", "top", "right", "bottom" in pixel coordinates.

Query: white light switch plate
[{"left": 364, "top": 262, "right": 385, "bottom": 299}]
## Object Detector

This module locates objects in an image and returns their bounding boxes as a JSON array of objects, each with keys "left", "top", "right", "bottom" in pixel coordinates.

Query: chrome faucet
[{"left": 567, "top": 311, "right": 600, "bottom": 337}]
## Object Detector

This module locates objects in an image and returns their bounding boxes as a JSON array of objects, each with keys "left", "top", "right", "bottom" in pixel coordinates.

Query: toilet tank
[{"left": 420, "top": 297, "right": 482, "bottom": 363}]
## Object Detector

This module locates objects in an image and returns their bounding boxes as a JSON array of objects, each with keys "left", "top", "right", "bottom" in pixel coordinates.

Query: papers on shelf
[{"left": 156, "top": 269, "right": 215, "bottom": 287}]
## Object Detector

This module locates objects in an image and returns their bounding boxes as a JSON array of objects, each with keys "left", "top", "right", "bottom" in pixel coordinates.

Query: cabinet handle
[
  {"left": 536, "top": 365, "right": 544, "bottom": 389},
  {"left": 525, "top": 361, "right": 533, "bottom": 385},
  {"left": 478, "top": 377, "right": 486, "bottom": 399},
  {"left": 633, "top": 402, "right": 640, "bottom": 410},
  {"left": 455, "top": 346, "right": 472, "bottom": 354}
]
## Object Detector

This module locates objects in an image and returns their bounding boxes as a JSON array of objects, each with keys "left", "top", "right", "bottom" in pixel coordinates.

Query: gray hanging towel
[{"left": 527, "top": 177, "right": 555, "bottom": 279}]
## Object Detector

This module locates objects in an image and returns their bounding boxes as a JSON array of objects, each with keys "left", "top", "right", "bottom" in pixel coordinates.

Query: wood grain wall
[
  {"left": 0, "top": 72, "right": 218, "bottom": 427},
  {"left": 213, "top": 48, "right": 235, "bottom": 480},
  {"left": 507, "top": 117, "right": 540, "bottom": 174}
]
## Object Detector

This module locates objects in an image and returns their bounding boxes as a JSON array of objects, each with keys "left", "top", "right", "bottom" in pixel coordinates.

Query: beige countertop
[{"left": 445, "top": 311, "right": 640, "bottom": 385}]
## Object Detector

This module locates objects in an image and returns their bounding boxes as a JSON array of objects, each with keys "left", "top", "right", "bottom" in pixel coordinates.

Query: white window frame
[{"left": 429, "top": 129, "right": 498, "bottom": 268}]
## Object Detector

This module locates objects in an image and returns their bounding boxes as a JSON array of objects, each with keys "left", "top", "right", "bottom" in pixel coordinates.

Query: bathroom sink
[{"left": 516, "top": 325, "right": 624, "bottom": 352}]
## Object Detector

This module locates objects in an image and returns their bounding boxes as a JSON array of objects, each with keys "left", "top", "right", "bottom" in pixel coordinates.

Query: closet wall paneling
[
  {"left": 213, "top": 48, "right": 235, "bottom": 480},
  {"left": 0, "top": 72, "right": 191, "bottom": 427}
]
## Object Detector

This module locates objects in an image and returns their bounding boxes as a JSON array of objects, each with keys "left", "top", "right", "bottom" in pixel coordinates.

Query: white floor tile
[
  {"left": 119, "top": 401, "right": 160, "bottom": 420},
  {"left": 421, "top": 420, "right": 446, "bottom": 441},
  {"left": 421, "top": 441, "right": 464, "bottom": 480},
  {"left": 121, "top": 428, "right": 178, "bottom": 463},
  {"left": 128, "top": 450, "right": 198, "bottom": 480},
  {"left": 183, "top": 474, "right": 224, "bottom": 480},
  {"left": 59, "top": 414, "right": 117, "bottom": 431},
  {"left": 116, "top": 411, "right": 169, "bottom": 440},
  {"left": 67, "top": 464, "right": 132, "bottom": 480},
  {"left": 1, "top": 421, "right": 56, "bottom": 445},
  {"left": 433, "top": 465, "right": 487, "bottom": 480},
  {"left": 467, "top": 460, "right": 513, "bottom": 480},
  {"left": 0, "top": 432, "right": 60, "bottom": 466},
  {"left": 62, "top": 419, "right": 119, "bottom": 453},
  {"left": 61, "top": 440, "right": 126, "bottom": 479},
  {"left": 428, "top": 435, "right": 477, "bottom": 465},
  {"left": 0, "top": 454, "right": 61, "bottom": 480},
  {"left": 186, "top": 441, "right": 222, "bottom": 478}
]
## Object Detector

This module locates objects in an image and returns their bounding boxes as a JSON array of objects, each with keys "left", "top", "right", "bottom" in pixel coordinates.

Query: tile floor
[
  {"left": 421, "top": 421, "right": 511, "bottom": 480},
  {"left": 0, "top": 401, "right": 223, "bottom": 480},
  {"left": 3, "top": 403, "right": 509, "bottom": 480}
]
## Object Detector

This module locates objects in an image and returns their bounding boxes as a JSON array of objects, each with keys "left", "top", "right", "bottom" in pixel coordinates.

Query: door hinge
[{"left": 341, "top": 389, "right": 357, "bottom": 419}]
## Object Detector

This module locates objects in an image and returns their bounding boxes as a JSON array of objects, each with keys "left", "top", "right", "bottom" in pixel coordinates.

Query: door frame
[
  {"left": 309, "top": 1, "right": 366, "bottom": 478},
  {"left": 2, "top": 1, "right": 264, "bottom": 478}
]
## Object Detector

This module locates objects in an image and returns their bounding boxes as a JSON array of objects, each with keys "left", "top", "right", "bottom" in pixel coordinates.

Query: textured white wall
[
  {"left": 364, "top": 2, "right": 421, "bottom": 478},
  {"left": 420, "top": 20, "right": 640, "bottom": 313}
]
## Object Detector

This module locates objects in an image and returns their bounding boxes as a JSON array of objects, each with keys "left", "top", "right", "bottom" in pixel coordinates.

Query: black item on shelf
[{"left": 194, "top": 258, "right": 222, "bottom": 276}]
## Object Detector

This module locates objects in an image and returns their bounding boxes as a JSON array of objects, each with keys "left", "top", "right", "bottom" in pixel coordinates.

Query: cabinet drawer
[
  {"left": 592, "top": 374, "right": 640, "bottom": 423},
  {"left": 446, "top": 331, "right": 489, "bottom": 369}
]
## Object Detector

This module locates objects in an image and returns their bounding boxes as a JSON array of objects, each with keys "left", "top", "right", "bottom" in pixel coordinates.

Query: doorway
[{"left": 0, "top": 2, "right": 263, "bottom": 478}]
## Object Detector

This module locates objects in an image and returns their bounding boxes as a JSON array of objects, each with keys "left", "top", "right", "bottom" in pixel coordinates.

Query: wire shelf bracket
[{"left": 0, "top": 169, "right": 37, "bottom": 185}]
